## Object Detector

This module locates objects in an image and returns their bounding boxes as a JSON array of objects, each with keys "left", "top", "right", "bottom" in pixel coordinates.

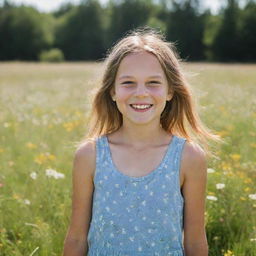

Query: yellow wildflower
[
  {"left": 8, "top": 161, "right": 14, "bottom": 167},
  {"left": 63, "top": 120, "right": 81, "bottom": 132},
  {"left": 222, "top": 162, "right": 231, "bottom": 171},
  {"left": 244, "top": 187, "right": 251, "bottom": 192},
  {"left": 0, "top": 148, "right": 4, "bottom": 153},
  {"left": 34, "top": 153, "right": 48, "bottom": 165},
  {"left": 46, "top": 153, "right": 56, "bottom": 161},
  {"left": 250, "top": 143, "right": 256, "bottom": 148},
  {"left": 244, "top": 178, "right": 252, "bottom": 184},
  {"left": 216, "top": 130, "right": 229, "bottom": 137},
  {"left": 34, "top": 152, "right": 56, "bottom": 165},
  {"left": 224, "top": 249, "right": 235, "bottom": 256},
  {"left": 26, "top": 142, "right": 37, "bottom": 149},
  {"left": 13, "top": 193, "right": 21, "bottom": 200},
  {"left": 240, "top": 197, "right": 246, "bottom": 201},
  {"left": 63, "top": 122, "right": 75, "bottom": 132},
  {"left": 230, "top": 154, "right": 241, "bottom": 161}
]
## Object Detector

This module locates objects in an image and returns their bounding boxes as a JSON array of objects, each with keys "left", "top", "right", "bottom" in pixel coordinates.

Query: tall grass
[{"left": 0, "top": 62, "right": 255, "bottom": 255}]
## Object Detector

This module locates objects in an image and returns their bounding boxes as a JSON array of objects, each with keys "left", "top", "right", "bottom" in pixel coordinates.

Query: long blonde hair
[{"left": 79, "top": 28, "right": 222, "bottom": 158}]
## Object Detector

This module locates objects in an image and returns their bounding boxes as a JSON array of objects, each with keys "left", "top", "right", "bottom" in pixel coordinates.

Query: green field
[{"left": 0, "top": 62, "right": 255, "bottom": 256}]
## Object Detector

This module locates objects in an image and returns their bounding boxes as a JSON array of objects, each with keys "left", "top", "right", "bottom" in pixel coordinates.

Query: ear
[
  {"left": 110, "top": 88, "right": 116, "bottom": 101},
  {"left": 166, "top": 90, "right": 173, "bottom": 101}
]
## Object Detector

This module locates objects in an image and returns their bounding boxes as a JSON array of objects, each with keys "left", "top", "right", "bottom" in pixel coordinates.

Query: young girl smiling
[{"left": 63, "top": 28, "right": 219, "bottom": 256}]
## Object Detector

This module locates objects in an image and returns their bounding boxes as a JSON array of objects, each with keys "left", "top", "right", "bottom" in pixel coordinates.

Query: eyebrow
[{"left": 118, "top": 75, "right": 163, "bottom": 80}]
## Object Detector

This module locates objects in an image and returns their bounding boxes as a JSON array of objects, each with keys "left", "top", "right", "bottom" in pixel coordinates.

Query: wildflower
[
  {"left": 26, "top": 142, "right": 37, "bottom": 149},
  {"left": 224, "top": 250, "right": 235, "bottom": 256},
  {"left": 13, "top": 193, "right": 21, "bottom": 199},
  {"left": 0, "top": 148, "right": 4, "bottom": 153},
  {"left": 216, "top": 183, "right": 225, "bottom": 190},
  {"left": 24, "top": 199, "right": 31, "bottom": 205},
  {"left": 34, "top": 153, "right": 48, "bottom": 165},
  {"left": 8, "top": 161, "right": 14, "bottom": 167},
  {"left": 250, "top": 238, "right": 256, "bottom": 242},
  {"left": 0, "top": 183, "right": 3, "bottom": 188},
  {"left": 30, "top": 172, "right": 37, "bottom": 180},
  {"left": 244, "top": 178, "right": 252, "bottom": 184},
  {"left": 3, "top": 122, "right": 10, "bottom": 128},
  {"left": 63, "top": 120, "right": 81, "bottom": 132},
  {"left": 207, "top": 195, "right": 218, "bottom": 201},
  {"left": 34, "top": 152, "right": 56, "bottom": 165},
  {"left": 63, "top": 122, "right": 75, "bottom": 132},
  {"left": 248, "top": 194, "right": 256, "bottom": 200},
  {"left": 207, "top": 168, "right": 215, "bottom": 173},
  {"left": 222, "top": 162, "right": 231, "bottom": 171},
  {"left": 230, "top": 154, "right": 241, "bottom": 161},
  {"left": 45, "top": 168, "right": 65, "bottom": 179}
]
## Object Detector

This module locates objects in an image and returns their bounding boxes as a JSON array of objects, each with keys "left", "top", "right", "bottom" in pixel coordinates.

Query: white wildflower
[
  {"left": 207, "top": 168, "right": 215, "bottom": 173},
  {"left": 216, "top": 183, "right": 225, "bottom": 189},
  {"left": 45, "top": 168, "right": 65, "bottom": 179},
  {"left": 207, "top": 195, "right": 218, "bottom": 201},
  {"left": 24, "top": 199, "right": 31, "bottom": 205},
  {"left": 250, "top": 238, "right": 256, "bottom": 242},
  {"left": 248, "top": 194, "right": 256, "bottom": 200},
  {"left": 30, "top": 172, "right": 37, "bottom": 180}
]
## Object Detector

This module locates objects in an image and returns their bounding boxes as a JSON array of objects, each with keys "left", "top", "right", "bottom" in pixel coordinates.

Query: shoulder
[
  {"left": 181, "top": 140, "right": 207, "bottom": 179},
  {"left": 73, "top": 138, "right": 97, "bottom": 180}
]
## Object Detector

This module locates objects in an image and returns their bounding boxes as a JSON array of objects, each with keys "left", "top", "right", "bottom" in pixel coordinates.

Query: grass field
[{"left": 0, "top": 62, "right": 255, "bottom": 256}]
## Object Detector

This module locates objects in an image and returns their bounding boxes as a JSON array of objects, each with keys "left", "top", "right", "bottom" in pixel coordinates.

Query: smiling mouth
[{"left": 129, "top": 104, "right": 153, "bottom": 110}]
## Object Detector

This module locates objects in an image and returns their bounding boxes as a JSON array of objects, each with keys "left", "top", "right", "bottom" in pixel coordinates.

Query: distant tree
[
  {"left": 238, "top": 1, "right": 256, "bottom": 61},
  {"left": 106, "top": 0, "right": 153, "bottom": 48},
  {"left": 53, "top": 3, "right": 75, "bottom": 18},
  {"left": 166, "top": 0, "right": 206, "bottom": 60},
  {"left": 212, "top": 0, "right": 240, "bottom": 61},
  {"left": 0, "top": 6, "right": 54, "bottom": 60},
  {"left": 55, "top": 0, "right": 104, "bottom": 60},
  {"left": 203, "top": 11, "right": 222, "bottom": 61}
]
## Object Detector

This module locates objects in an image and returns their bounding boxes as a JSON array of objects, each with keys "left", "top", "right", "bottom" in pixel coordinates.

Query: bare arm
[
  {"left": 63, "top": 140, "right": 96, "bottom": 256},
  {"left": 181, "top": 142, "right": 209, "bottom": 256}
]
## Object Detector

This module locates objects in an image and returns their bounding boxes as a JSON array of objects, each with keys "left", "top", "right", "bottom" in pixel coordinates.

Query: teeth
[{"left": 131, "top": 104, "right": 152, "bottom": 109}]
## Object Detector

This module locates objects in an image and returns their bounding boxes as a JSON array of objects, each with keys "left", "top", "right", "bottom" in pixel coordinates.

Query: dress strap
[
  {"left": 94, "top": 135, "right": 109, "bottom": 179},
  {"left": 172, "top": 136, "right": 187, "bottom": 173}
]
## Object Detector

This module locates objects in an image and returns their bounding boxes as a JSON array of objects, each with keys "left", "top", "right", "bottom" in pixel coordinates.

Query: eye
[
  {"left": 121, "top": 81, "right": 134, "bottom": 84},
  {"left": 148, "top": 81, "right": 161, "bottom": 86},
  {"left": 121, "top": 81, "right": 135, "bottom": 86}
]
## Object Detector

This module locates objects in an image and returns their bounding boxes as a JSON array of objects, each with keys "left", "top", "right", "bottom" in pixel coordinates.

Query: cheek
[
  {"left": 151, "top": 89, "right": 168, "bottom": 99},
  {"left": 115, "top": 88, "right": 131, "bottom": 101}
]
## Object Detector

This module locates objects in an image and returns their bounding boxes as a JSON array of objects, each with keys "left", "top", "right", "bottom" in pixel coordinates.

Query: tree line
[{"left": 0, "top": 0, "right": 256, "bottom": 62}]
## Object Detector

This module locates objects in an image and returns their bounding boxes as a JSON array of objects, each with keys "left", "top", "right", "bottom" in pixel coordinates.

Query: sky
[{"left": 6, "top": 0, "right": 224, "bottom": 14}]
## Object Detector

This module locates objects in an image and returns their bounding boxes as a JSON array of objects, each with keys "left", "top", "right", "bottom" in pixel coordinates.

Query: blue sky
[{"left": 6, "top": 0, "right": 223, "bottom": 14}]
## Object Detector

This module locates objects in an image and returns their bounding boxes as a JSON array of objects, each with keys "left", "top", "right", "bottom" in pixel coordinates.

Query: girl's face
[{"left": 112, "top": 51, "right": 172, "bottom": 127}]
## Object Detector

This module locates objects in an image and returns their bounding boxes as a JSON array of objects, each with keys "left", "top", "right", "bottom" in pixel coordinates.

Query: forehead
[{"left": 116, "top": 51, "right": 164, "bottom": 77}]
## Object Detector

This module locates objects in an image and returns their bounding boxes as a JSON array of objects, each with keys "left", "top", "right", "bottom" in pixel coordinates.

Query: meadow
[{"left": 0, "top": 62, "right": 255, "bottom": 256}]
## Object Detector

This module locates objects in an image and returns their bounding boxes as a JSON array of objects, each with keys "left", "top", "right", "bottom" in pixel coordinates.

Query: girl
[{"left": 63, "top": 28, "right": 220, "bottom": 256}]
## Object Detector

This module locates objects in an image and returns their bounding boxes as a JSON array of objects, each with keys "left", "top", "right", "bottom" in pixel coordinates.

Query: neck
[{"left": 115, "top": 121, "right": 171, "bottom": 148}]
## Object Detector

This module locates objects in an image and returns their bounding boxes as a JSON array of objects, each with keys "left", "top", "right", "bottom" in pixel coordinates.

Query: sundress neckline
[{"left": 102, "top": 134, "right": 177, "bottom": 181}]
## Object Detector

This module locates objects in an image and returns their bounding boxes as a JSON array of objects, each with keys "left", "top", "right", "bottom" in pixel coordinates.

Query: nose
[{"left": 134, "top": 84, "right": 148, "bottom": 97}]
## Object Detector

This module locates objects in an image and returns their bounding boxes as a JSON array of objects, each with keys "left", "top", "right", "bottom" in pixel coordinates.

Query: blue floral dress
[{"left": 87, "top": 134, "right": 186, "bottom": 256}]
